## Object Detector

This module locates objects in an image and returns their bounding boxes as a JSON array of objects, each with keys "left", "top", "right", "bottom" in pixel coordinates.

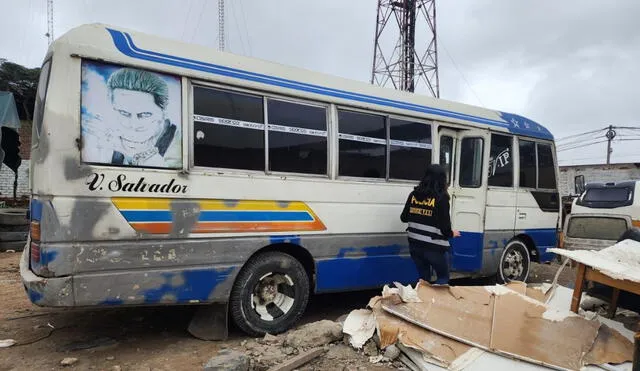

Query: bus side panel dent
[
  {"left": 312, "top": 234, "right": 416, "bottom": 293},
  {"left": 480, "top": 231, "right": 516, "bottom": 276},
  {"left": 74, "top": 265, "right": 239, "bottom": 306},
  {"left": 20, "top": 248, "right": 74, "bottom": 306}
]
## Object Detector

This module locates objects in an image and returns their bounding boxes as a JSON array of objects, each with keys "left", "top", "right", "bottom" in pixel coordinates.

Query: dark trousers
[{"left": 409, "top": 243, "right": 450, "bottom": 285}]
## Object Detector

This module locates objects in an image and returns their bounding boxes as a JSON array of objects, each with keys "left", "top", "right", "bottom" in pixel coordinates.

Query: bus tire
[
  {"left": 497, "top": 239, "right": 531, "bottom": 283},
  {"left": 229, "top": 251, "right": 310, "bottom": 337}
]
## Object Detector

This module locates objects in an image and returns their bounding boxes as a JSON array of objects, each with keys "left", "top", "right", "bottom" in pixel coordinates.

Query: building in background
[{"left": 559, "top": 162, "right": 640, "bottom": 197}]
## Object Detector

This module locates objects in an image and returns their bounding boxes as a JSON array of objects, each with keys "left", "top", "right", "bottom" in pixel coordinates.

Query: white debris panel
[{"left": 549, "top": 239, "right": 640, "bottom": 283}]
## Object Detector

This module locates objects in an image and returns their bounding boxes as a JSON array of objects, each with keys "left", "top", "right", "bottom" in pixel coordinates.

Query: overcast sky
[{"left": 3, "top": 0, "right": 639, "bottom": 165}]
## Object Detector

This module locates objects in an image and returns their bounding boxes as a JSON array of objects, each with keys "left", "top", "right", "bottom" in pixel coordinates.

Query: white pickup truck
[{"left": 562, "top": 178, "right": 640, "bottom": 251}]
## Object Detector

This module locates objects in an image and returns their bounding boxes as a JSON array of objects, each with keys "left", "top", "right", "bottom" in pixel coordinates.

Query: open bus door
[{"left": 438, "top": 127, "right": 489, "bottom": 273}]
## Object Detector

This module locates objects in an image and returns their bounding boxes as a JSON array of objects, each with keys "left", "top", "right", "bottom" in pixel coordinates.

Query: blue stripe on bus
[
  {"left": 105, "top": 28, "right": 553, "bottom": 141},
  {"left": 524, "top": 228, "right": 558, "bottom": 263},
  {"left": 120, "top": 210, "right": 314, "bottom": 223},
  {"left": 30, "top": 199, "right": 43, "bottom": 221}
]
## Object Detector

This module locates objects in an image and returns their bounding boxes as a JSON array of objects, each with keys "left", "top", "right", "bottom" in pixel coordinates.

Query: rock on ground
[
  {"left": 60, "top": 357, "right": 78, "bottom": 366},
  {"left": 284, "top": 320, "right": 343, "bottom": 349},
  {"left": 383, "top": 345, "right": 400, "bottom": 360},
  {"left": 203, "top": 350, "right": 249, "bottom": 371}
]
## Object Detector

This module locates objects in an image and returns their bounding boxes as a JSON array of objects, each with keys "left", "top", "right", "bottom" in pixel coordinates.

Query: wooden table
[{"left": 571, "top": 262, "right": 640, "bottom": 318}]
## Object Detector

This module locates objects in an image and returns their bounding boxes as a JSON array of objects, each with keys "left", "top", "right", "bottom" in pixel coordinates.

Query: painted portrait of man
[{"left": 81, "top": 61, "right": 182, "bottom": 169}]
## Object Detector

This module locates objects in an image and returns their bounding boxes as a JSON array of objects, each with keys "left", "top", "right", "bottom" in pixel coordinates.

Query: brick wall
[
  {"left": 0, "top": 159, "right": 29, "bottom": 197},
  {"left": 18, "top": 121, "right": 31, "bottom": 160},
  {"left": 559, "top": 163, "right": 640, "bottom": 196}
]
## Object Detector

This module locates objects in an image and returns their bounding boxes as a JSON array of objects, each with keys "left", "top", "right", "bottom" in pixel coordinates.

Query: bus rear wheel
[
  {"left": 229, "top": 251, "right": 310, "bottom": 337},
  {"left": 497, "top": 239, "right": 531, "bottom": 283}
]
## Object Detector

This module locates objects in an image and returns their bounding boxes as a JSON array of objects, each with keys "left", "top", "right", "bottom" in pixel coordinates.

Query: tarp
[{"left": 0, "top": 92, "right": 20, "bottom": 129}]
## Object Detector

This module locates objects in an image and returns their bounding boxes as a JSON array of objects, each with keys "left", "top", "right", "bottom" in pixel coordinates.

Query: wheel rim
[
  {"left": 502, "top": 245, "right": 526, "bottom": 281},
  {"left": 250, "top": 272, "right": 295, "bottom": 322}
]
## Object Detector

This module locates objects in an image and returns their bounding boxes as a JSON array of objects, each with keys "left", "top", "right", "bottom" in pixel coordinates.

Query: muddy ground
[{"left": 0, "top": 252, "right": 576, "bottom": 371}]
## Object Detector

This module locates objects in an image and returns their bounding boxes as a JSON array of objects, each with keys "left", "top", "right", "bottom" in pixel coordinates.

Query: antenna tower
[
  {"left": 371, "top": 0, "right": 439, "bottom": 96},
  {"left": 218, "top": 0, "right": 225, "bottom": 51},
  {"left": 46, "top": 0, "right": 54, "bottom": 44}
]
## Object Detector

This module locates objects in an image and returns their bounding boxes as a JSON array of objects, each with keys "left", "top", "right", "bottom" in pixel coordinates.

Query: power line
[
  {"left": 181, "top": 0, "right": 196, "bottom": 41},
  {"left": 438, "top": 40, "right": 484, "bottom": 107},
  {"left": 556, "top": 127, "right": 607, "bottom": 142},
  {"left": 230, "top": 1, "right": 246, "bottom": 55},
  {"left": 557, "top": 139, "right": 608, "bottom": 152},
  {"left": 556, "top": 133, "right": 603, "bottom": 149},
  {"left": 238, "top": 0, "right": 253, "bottom": 56},
  {"left": 190, "top": 0, "right": 207, "bottom": 43}
]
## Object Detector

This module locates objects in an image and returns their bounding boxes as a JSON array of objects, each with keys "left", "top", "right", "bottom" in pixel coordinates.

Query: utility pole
[
  {"left": 218, "top": 0, "right": 225, "bottom": 51},
  {"left": 371, "top": 0, "right": 439, "bottom": 97},
  {"left": 605, "top": 125, "right": 616, "bottom": 165}
]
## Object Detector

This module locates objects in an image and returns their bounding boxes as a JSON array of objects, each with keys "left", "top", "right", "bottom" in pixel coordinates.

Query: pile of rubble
[
  {"left": 341, "top": 280, "right": 635, "bottom": 371},
  {"left": 203, "top": 279, "right": 637, "bottom": 370},
  {"left": 204, "top": 319, "right": 403, "bottom": 371}
]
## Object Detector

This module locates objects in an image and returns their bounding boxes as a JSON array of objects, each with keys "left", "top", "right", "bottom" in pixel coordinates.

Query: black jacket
[{"left": 400, "top": 189, "right": 453, "bottom": 251}]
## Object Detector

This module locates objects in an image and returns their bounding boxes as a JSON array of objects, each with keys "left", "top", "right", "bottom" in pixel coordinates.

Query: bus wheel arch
[
  {"left": 497, "top": 237, "right": 531, "bottom": 283},
  {"left": 515, "top": 233, "right": 539, "bottom": 263},
  {"left": 228, "top": 244, "right": 314, "bottom": 337}
]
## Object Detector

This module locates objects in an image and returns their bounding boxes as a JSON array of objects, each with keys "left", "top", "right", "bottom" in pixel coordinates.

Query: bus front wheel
[
  {"left": 229, "top": 251, "right": 310, "bottom": 337},
  {"left": 497, "top": 239, "right": 531, "bottom": 283}
]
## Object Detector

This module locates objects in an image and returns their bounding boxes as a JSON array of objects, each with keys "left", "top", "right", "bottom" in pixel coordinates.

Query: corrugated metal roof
[{"left": 0, "top": 91, "right": 21, "bottom": 129}]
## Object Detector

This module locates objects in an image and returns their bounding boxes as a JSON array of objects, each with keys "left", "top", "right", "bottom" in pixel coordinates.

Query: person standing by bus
[{"left": 400, "top": 164, "right": 460, "bottom": 285}]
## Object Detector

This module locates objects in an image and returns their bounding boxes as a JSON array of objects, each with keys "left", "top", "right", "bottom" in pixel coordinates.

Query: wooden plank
[
  {"left": 633, "top": 333, "right": 640, "bottom": 371},
  {"left": 571, "top": 263, "right": 587, "bottom": 313},
  {"left": 608, "top": 288, "right": 620, "bottom": 318},
  {"left": 584, "top": 268, "right": 640, "bottom": 296},
  {"left": 266, "top": 348, "right": 326, "bottom": 371}
]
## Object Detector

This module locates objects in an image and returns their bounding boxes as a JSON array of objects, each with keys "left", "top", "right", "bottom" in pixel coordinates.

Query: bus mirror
[{"left": 575, "top": 175, "right": 585, "bottom": 195}]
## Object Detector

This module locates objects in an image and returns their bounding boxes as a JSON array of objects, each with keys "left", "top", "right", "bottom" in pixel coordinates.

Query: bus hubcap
[
  {"left": 503, "top": 248, "right": 524, "bottom": 280},
  {"left": 251, "top": 273, "right": 295, "bottom": 322}
]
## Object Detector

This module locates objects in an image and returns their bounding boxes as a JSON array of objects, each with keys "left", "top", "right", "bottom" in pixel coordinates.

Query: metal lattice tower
[
  {"left": 218, "top": 0, "right": 225, "bottom": 51},
  {"left": 371, "top": 0, "right": 439, "bottom": 97},
  {"left": 46, "top": 0, "right": 54, "bottom": 44}
]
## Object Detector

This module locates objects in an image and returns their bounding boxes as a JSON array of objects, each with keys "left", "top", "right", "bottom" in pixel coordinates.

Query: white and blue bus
[{"left": 21, "top": 23, "right": 560, "bottom": 336}]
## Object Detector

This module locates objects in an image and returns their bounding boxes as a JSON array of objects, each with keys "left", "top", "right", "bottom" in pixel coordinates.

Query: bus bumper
[{"left": 20, "top": 247, "right": 74, "bottom": 307}]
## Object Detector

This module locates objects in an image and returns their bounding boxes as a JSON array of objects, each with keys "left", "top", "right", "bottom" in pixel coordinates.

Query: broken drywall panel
[
  {"left": 382, "top": 282, "right": 633, "bottom": 370},
  {"left": 382, "top": 283, "right": 495, "bottom": 348},
  {"left": 371, "top": 296, "right": 472, "bottom": 368},
  {"left": 342, "top": 309, "right": 376, "bottom": 349},
  {"left": 549, "top": 239, "right": 640, "bottom": 283},
  {"left": 583, "top": 324, "right": 635, "bottom": 366},
  {"left": 491, "top": 291, "right": 600, "bottom": 370}
]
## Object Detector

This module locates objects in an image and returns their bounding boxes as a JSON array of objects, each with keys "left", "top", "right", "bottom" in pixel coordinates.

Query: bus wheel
[
  {"left": 229, "top": 251, "right": 310, "bottom": 337},
  {"left": 497, "top": 239, "right": 530, "bottom": 283}
]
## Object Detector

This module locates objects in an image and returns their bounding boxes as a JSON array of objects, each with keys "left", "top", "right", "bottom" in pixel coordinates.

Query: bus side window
[
  {"left": 488, "top": 134, "right": 513, "bottom": 187},
  {"left": 537, "top": 143, "right": 557, "bottom": 189},
  {"left": 439, "top": 135, "right": 454, "bottom": 185},
  {"left": 337, "top": 109, "right": 386, "bottom": 179},
  {"left": 389, "top": 119, "right": 432, "bottom": 181},
  {"left": 266, "top": 98, "right": 328, "bottom": 175},
  {"left": 518, "top": 140, "right": 536, "bottom": 188},
  {"left": 459, "top": 137, "right": 484, "bottom": 188},
  {"left": 193, "top": 86, "right": 265, "bottom": 171}
]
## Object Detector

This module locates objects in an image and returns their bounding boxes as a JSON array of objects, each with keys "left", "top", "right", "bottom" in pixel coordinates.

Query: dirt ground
[{"left": 0, "top": 252, "right": 576, "bottom": 371}]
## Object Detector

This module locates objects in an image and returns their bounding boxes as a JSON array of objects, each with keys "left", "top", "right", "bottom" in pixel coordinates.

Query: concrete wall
[{"left": 559, "top": 163, "right": 640, "bottom": 196}]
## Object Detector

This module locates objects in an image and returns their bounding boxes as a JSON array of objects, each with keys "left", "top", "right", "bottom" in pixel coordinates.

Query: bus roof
[{"left": 51, "top": 23, "right": 554, "bottom": 141}]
